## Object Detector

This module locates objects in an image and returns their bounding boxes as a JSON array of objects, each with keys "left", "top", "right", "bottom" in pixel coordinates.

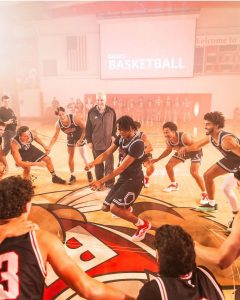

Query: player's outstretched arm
[
  {"left": 151, "top": 146, "right": 172, "bottom": 164},
  {"left": 85, "top": 144, "right": 118, "bottom": 171},
  {"left": 40, "top": 230, "right": 134, "bottom": 300},
  {"left": 195, "top": 213, "right": 240, "bottom": 269},
  {"left": 91, "top": 154, "right": 135, "bottom": 190},
  {"left": 32, "top": 131, "right": 50, "bottom": 153},
  {"left": 178, "top": 137, "right": 209, "bottom": 157},
  {"left": 48, "top": 125, "right": 61, "bottom": 151}
]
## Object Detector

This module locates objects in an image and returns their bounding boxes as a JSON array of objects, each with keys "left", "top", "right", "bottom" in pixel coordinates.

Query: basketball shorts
[
  {"left": 19, "top": 145, "right": 46, "bottom": 162},
  {"left": 217, "top": 157, "right": 240, "bottom": 173},
  {"left": 103, "top": 176, "right": 144, "bottom": 209},
  {"left": 173, "top": 149, "right": 203, "bottom": 163},
  {"left": 67, "top": 134, "right": 87, "bottom": 147}
]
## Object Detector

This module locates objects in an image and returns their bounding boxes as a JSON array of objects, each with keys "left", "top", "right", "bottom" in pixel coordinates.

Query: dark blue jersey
[
  {"left": 210, "top": 130, "right": 240, "bottom": 160},
  {"left": 115, "top": 133, "right": 144, "bottom": 179},
  {"left": 13, "top": 131, "right": 34, "bottom": 152},
  {"left": 167, "top": 131, "right": 186, "bottom": 148},
  {"left": 0, "top": 231, "right": 46, "bottom": 299},
  {"left": 58, "top": 114, "right": 82, "bottom": 139},
  {"left": 137, "top": 266, "right": 224, "bottom": 300}
]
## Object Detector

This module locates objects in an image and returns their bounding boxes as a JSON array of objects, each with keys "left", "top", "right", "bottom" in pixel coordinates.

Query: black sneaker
[
  {"left": 226, "top": 217, "right": 234, "bottom": 233},
  {"left": 52, "top": 175, "right": 66, "bottom": 184},
  {"left": 87, "top": 171, "right": 93, "bottom": 183},
  {"left": 68, "top": 175, "right": 76, "bottom": 185}
]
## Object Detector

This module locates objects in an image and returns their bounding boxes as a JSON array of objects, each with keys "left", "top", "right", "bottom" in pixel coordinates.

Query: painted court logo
[{"left": 32, "top": 187, "right": 240, "bottom": 299}]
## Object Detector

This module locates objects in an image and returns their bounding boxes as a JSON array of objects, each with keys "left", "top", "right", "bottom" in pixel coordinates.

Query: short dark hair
[
  {"left": 154, "top": 225, "right": 196, "bottom": 277},
  {"left": 204, "top": 111, "right": 225, "bottom": 128},
  {"left": 234, "top": 170, "right": 240, "bottom": 181},
  {"left": 55, "top": 106, "right": 65, "bottom": 116},
  {"left": 16, "top": 126, "right": 29, "bottom": 137},
  {"left": 0, "top": 121, "right": 6, "bottom": 127},
  {"left": 134, "top": 121, "right": 141, "bottom": 129},
  {"left": 117, "top": 115, "right": 137, "bottom": 131},
  {"left": 163, "top": 122, "right": 178, "bottom": 132},
  {"left": 1, "top": 95, "right": 9, "bottom": 101},
  {"left": 0, "top": 176, "right": 34, "bottom": 219}
]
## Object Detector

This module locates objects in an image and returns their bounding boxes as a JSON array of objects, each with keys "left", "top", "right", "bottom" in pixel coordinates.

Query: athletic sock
[
  {"left": 208, "top": 199, "right": 216, "bottom": 206},
  {"left": 135, "top": 219, "right": 144, "bottom": 227},
  {"left": 50, "top": 171, "right": 56, "bottom": 177}
]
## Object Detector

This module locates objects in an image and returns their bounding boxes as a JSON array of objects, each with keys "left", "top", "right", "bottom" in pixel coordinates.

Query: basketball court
[
  {"left": 4, "top": 121, "right": 239, "bottom": 300},
  {"left": 1, "top": 1, "right": 240, "bottom": 299}
]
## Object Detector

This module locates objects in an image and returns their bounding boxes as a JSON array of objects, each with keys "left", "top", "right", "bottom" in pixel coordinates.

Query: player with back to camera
[
  {"left": 0, "top": 175, "right": 133, "bottom": 300},
  {"left": 137, "top": 224, "right": 224, "bottom": 300}
]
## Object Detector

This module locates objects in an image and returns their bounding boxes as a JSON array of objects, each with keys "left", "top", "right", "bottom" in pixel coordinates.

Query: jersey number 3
[{"left": 0, "top": 252, "right": 19, "bottom": 299}]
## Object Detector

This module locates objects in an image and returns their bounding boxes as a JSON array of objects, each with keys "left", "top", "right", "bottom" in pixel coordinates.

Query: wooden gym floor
[{"left": 5, "top": 120, "right": 240, "bottom": 300}]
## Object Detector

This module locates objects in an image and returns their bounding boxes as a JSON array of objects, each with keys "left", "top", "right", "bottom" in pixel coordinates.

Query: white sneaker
[
  {"left": 111, "top": 206, "right": 133, "bottom": 218},
  {"left": 199, "top": 193, "right": 209, "bottom": 205},
  {"left": 131, "top": 220, "right": 151, "bottom": 242},
  {"left": 163, "top": 183, "right": 179, "bottom": 192}
]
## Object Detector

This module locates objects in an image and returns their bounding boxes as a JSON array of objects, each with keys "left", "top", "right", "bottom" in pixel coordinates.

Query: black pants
[
  {"left": 3, "top": 130, "right": 16, "bottom": 155},
  {"left": 93, "top": 149, "right": 114, "bottom": 187}
]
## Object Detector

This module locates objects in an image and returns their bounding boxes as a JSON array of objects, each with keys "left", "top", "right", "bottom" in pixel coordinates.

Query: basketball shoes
[
  {"left": 132, "top": 220, "right": 151, "bottom": 242},
  {"left": 198, "top": 192, "right": 209, "bottom": 205},
  {"left": 144, "top": 176, "right": 150, "bottom": 188},
  {"left": 52, "top": 175, "right": 66, "bottom": 184},
  {"left": 68, "top": 175, "right": 76, "bottom": 185},
  {"left": 87, "top": 171, "right": 93, "bottom": 183},
  {"left": 195, "top": 202, "right": 217, "bottom": 212},
  {"left": 163, "top": 183, "right": 179, "bottom": 192}
]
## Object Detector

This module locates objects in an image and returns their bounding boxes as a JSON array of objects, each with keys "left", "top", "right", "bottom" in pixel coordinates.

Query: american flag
[{"left": 66, "top": 35, "right": 87, "bottom": 71}]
